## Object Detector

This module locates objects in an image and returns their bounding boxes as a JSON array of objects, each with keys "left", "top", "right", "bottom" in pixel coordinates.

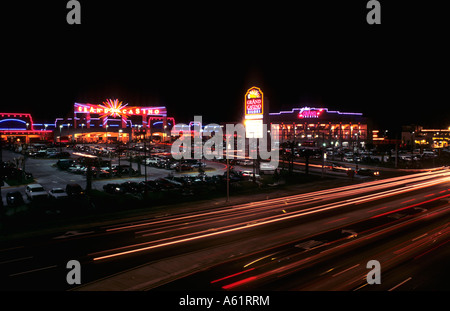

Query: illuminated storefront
[
  {"left": 402, "top": 125, "right": 450, "bottom": 149},
  {"left": 0, "top": 113, "right": 54, "bottom": 144},
  {"left": 55, "top": 99, "right": 175, "bottom": 143},
  {"left": 268, "top": 107, "right": 369, "bottom": 149}
]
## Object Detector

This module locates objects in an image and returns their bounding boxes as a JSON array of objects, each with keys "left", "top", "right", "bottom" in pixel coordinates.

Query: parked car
[
  {"left": 57, "top": 159, "right": 75, "bottom": 170},
  {"left": 49, "top": 151, "right": 71, "bottom": 158},
  {"left": 46, "top": 148, "right": 58, "bottom": 157},
  {"left": 239, "top": 170, "right": 260, "bottom": 179},
  {"left": 66, "top": 183, "right": 85, "bottom": 196},
  {"left": 121, "top": 181, "right": 140, "bottom": 193},
  {"left": 237, "top": 159, "right": 253, "bottom": 166},
  {"left": 68, "top": 164, "right": 85, "bottom": 173},
  {"left": 190, "top": 161, "right": 206, "bottom": 168},
  {"left": 25, "top": 184, "right": 48, "bottom": 200},
  {"left": 103, "top": 183, "right": 125, "bottom": 194},
  {"left": 260, "top": 162, "right": 276, "bottom": 174},
  {"left": 6, "top": 191, "right": 25, "bottom": 206},
  {"left": 48, "top": 188, "right": 69, "bottom": 199}
]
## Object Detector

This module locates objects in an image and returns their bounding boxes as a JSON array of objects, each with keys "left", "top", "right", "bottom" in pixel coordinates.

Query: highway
[{"left": 0, "top": 168, "right": 449, "bottom": 290}]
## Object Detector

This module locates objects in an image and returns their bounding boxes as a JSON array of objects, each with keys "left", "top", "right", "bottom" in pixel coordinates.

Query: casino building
[
  {"left": 268, "top": 106, "right": 369, "bottom": 149},
  {"left": 0, "top": 112, "right": 54, "bottom": 144},
  {"left": 55, "top": 99, "right": 175, "bottom": 143}
]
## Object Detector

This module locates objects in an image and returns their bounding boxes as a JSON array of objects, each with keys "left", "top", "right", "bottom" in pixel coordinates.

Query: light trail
[
  {"left": 103, "top": 170, "right": 450, "bottom": 234},
  {"left": 221, "top": 204, "right": 450, "bottom": 290},
  {"left": 91, "top": 171, "right": 450, "bottom": 261}
]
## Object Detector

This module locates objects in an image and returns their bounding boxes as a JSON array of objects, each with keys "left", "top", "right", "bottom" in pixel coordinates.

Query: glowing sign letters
[
  {"left": 298, "top": 108, "right": 323, "bottom": 119},
  {"left": 245, "top": 87, "right": 263, "bottom": 118}
]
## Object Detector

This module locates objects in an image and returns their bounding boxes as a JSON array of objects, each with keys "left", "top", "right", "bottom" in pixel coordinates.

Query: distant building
[
  {"left": 268, "top": 106, "right": 369, "bottom": 149},
  {"left": 54, "top": 99, "right": 175, "bottom": 143},
  {"left": 402, "top": 125, "right": 450, "bottom": 150}
]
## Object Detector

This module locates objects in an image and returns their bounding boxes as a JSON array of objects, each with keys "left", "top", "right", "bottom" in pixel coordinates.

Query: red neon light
[
  {"left": 0, "top": 130, "right": 52, "bottom": 134},
  {"left": 0, "top": 113, "right": 35, "bottom": 130},
  {"left": 148, "top": 117, "right": 176, "bottom": 127}
]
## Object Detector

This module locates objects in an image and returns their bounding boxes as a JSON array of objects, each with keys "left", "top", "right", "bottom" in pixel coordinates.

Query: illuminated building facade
[
  {"left": 0, "top": 112, "right": 54, "bottom": 144},
  {"left": 55, "top": 99, "right": 175, "bottom": 143},
  {"left": 268, "top": 107, "right": 369, "bottom": 149},
  {"left": 402, "top": 125, "right": 450, "bottom": 150}
]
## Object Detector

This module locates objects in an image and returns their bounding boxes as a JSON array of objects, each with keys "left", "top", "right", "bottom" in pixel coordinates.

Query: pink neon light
[
  {"left": 269, "top": 107, "right": 363, "bottom": 117},
  {"left": 0, "top": 113, "right": 35, "bottom": 130}
]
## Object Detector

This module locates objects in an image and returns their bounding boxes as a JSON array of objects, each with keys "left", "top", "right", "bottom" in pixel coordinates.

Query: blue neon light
[{"left": 0, "top": 118, "right": 27, "bottom": 124}]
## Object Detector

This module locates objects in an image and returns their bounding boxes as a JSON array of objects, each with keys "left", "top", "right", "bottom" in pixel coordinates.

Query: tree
[{"left": 300, "top": 148, "right": 314, "bottom": 176}]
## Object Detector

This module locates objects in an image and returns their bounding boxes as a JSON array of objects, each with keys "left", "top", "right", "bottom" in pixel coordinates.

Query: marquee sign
[
  {"left": 244, "top": 87, "right": 263, "bottom": 119},
  {"left": 298, "top": 107, "right": 323, "bottom": 119},
  {"left": 74, "top": 99, "right": 167, "bottom": 118}
]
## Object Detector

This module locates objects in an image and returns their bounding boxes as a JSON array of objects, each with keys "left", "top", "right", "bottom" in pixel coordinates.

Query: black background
[{"left": 2, "top": 1, "right": 449, "bottom": 135}]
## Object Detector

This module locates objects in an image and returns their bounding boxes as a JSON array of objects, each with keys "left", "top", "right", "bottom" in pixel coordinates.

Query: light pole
[
  {"left": 81, "top": 123, "right": 85, "bottom": 144},
  {"left": 59, "top": 124, "right": 63, "bottom": 153},
  {"left": 226, "top": 142, "right": 231, "bottom": 202},
  {"left": 118, "top": 129, "right": 123, "bottom": 144},
  {"left": 143, "top": 127, "right": 148, "bottom": 186}
]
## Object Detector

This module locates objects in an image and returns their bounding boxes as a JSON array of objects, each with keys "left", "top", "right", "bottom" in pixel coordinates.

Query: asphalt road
[
  {"left": 0, "top": 169, "right": 449, "bottom": 290},
  {"left": 155, "top": 181, "right": 450, "bottom": 291}
]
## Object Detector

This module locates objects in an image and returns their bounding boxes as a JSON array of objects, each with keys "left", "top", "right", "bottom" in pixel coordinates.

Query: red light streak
[
  {"left": 370, "top": 193, "right": 450, "bottom": 219},
  {"left": 210, "top": 268, "right": 255, "bottom": 284},
  {"left": 414, "top": 239, "right": 450, "bottom": 260},
  {"left": 92, "top": 170, "right": 450, "bottom": 261},
  {"left": 221, "top": 276, "right": 257, "bottom": 290}
]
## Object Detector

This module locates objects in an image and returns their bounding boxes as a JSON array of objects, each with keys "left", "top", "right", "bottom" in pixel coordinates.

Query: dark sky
[{"left": 3, "top": 1, "right": 449, "bottom": 135}]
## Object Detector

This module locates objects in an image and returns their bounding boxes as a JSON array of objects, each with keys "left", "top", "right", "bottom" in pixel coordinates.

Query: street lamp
[
  {"left": 163, "top": 125, "right": 167, "bottom": 143},
  {"left": 81, "top": 123, "right": 85, "bottom": 144},
  {"left": 118, "top": 129, "right": 123, "bottom": 143},
  {"left": 59, "top": 124, "right": 63, "bottom": 153},
  {"left": 226, "top": 142, "right": 232, "bottom": 202}
]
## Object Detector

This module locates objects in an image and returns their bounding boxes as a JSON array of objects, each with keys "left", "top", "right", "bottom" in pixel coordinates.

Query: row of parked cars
[
  {"left": 2, "top": 183, "right": 84, "bottom": 207},
  {"left": 101, "top": 169, "right": 260, "bottom": 197},
  {"left": 102, "top": 175, "right": 218, "bottom": 196},
  {"left": 57, "top": 158, "right": 138, "bottom": 178},
  {"left": 143, "top": 156, "right": 206, "bottom": 171}
]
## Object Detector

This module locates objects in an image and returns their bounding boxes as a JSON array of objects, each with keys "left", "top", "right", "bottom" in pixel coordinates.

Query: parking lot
[{"left": 0, "top": 144, "right": 257, "bottom": 207}]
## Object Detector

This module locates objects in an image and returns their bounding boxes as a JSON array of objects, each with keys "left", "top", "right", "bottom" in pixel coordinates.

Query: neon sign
[
  {"left": 245, "top": 87, "right": 263, "bottom": 118},
  {"left": 298, "top": 107, "right": 323, "bottom": 119},
  {"left": 74, "top": 99, "right": 166, "bottom": 118}
]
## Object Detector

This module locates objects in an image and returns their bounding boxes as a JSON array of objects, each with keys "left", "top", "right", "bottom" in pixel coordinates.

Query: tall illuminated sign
[
  {"left": 244, "top": 87, "right": 264, "bottom": 138},
  {"left": 245, "top": 87, "right": 263, "bottom": 119}
]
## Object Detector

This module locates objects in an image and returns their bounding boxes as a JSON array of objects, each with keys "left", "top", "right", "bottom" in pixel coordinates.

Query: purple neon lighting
[{"left": 268, "top": 106, "right": 362, "bottom": 116}]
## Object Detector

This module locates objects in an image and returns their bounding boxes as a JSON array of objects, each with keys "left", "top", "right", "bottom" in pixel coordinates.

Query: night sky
[{"left": 3, "top": 1, "right": 449, "bottom": 135}]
